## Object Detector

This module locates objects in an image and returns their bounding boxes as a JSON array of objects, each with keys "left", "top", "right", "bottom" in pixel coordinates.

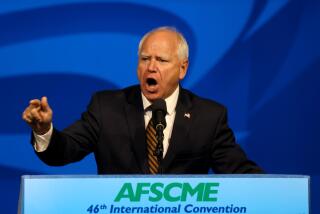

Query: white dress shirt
[
  {"left": 34, "top": 86, "right": 180, "bottom": 157},
  {"left": 33, "top": 123, "right": 53, "bottom": 152}
]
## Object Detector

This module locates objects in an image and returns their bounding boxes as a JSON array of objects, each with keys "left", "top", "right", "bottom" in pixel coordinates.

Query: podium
[{"left": 18, "top": 175, "right": 309, "bottom": 214}]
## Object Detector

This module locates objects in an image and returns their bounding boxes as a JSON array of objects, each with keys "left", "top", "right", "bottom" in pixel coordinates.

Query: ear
[{"left": 179, "top": 59, "right": 189, "bottom": 80}]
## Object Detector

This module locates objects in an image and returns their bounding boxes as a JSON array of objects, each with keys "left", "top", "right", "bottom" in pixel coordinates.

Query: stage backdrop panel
[{"left": 0, "top": 0, "right": 319, "bottom": 213}]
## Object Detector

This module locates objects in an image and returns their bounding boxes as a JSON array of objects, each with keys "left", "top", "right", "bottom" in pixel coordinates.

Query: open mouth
[{"left": 146, "top": 77, "right": 157, "bottom": 86}]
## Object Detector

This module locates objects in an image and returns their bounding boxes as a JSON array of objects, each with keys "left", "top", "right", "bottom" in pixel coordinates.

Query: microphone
[{"left": 151, "top": 99, "right": 167, "bottom": 163}]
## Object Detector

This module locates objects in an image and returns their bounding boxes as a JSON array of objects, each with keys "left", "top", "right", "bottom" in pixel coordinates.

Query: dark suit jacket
[{"left": 35, "top": 85, "right": 263, "bottom": 174}]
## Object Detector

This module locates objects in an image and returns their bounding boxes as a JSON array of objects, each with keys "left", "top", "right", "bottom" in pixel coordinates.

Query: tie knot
[{"left": 145, "top": 104, "right": 153, "bottom": 112}]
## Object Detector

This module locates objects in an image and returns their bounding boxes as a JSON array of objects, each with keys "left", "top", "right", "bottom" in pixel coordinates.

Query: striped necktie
[{"left": 146, "top": 119, "right": 159, "bottom": 174}]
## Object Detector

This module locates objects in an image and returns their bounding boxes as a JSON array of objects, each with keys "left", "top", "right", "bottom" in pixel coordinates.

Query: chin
[
  {"left": 146, "top": 95, "right": 159, "bottom": 102},
  {"left": 144, "top": 93, "right": 162, "bottom": 102}
]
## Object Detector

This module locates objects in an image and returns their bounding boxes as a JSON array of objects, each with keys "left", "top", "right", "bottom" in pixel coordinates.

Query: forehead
[{"left": 140, "top": 31, "right": 179, "bottom": 56}]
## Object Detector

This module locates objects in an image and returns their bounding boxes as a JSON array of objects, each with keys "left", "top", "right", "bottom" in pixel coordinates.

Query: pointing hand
[{"left": 22, "top": 96, "right": 53, "bottom": 135}]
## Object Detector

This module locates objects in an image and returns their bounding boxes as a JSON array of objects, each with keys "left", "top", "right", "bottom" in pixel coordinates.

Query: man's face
[{"left": 137, "top": 30, "right": 188, "bottom": 101}]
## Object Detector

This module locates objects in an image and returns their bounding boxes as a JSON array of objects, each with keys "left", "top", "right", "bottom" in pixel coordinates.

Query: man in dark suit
[{"left": 22, "top": 27, "right": 263, "bottom": 174}]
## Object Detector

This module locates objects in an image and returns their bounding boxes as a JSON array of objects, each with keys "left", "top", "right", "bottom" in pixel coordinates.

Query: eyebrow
[
  {"left": 140, "top": 52, "right": 170, "bottom": 59},
  {"left": 139, "top": 53, "right": 149, "bottom": 57}
]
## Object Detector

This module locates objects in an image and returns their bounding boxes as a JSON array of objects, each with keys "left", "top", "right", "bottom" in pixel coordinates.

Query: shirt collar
[{"left": 141, "top": 86, "right": 179, "bottom": 115}]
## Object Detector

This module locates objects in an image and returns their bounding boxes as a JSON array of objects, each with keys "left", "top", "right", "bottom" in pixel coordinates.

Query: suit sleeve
[
  {"left": 210, "top": 107, "right": 264, "bottom": 173},
  {"left": 33, "top": 93, "right": 101, "bottom": 166}
]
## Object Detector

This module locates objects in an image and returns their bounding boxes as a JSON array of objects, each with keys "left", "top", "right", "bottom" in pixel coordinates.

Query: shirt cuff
[{"left": 33, "top": 124, "right": 53, "bottom": 152}]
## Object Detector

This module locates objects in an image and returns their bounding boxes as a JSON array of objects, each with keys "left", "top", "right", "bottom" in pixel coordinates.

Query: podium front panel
[{"left": 19, "top": 175, "right": 309, "bottom": 214}]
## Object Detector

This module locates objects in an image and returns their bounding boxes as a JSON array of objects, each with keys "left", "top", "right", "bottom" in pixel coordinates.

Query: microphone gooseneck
[{"left": 151, "top": 99, "right": 167, "bottom": 165}]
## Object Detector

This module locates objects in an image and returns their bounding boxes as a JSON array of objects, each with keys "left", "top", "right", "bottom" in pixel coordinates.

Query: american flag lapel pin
[{"left": 184, "top": 112, "right": 191, "bottom": 119}]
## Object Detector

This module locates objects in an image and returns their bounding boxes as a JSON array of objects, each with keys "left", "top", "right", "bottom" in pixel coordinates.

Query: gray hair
[{"left": 138, "top": 26, "right": 189, "bottom": 60}]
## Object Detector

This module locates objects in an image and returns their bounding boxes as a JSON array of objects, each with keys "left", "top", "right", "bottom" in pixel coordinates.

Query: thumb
[{"left": 40, "top": 96, "right": 51, "bottom": 112}]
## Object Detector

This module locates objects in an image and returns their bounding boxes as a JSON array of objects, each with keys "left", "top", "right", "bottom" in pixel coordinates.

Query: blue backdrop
[{"left": 1, "top": 0, "right": 319, "bottom": 213}]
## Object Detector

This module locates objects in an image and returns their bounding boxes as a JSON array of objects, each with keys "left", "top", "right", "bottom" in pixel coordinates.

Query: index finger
[{"left": 29, "top": 99, "right": 41, "bottom": 107}]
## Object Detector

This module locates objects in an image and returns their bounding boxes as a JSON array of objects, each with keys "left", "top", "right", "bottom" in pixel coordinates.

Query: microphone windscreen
[
  {"left": 152, "top": 99, "right": 167, "bottom": 129},
  {"left": 152, "top": 99, "right": 167, "bottom": 113}
]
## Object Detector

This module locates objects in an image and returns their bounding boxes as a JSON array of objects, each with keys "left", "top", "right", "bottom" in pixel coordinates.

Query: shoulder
[
  {"left": 92, "top": 85, "right": 140, "bottom": 102},
  {"left": 180, "top": 88, "right": 227, "bottom": 114}
]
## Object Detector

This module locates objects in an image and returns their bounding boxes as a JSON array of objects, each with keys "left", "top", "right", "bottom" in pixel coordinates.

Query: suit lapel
[
  {"left": 124, "top": 86, "right": 148, "bottom": 173},
  {"left": 162, "top": 89, "right": 193, "bottom": 171}
]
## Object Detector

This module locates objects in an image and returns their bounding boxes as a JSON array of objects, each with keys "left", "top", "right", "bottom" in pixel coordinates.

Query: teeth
[{"left": 147, "top": 78, "right": 157, "bottom": 86}]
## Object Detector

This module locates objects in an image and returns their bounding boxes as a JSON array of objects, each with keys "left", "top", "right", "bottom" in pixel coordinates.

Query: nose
[{"left": 147, "top": 59, "right": 157, "bottom": 72}]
